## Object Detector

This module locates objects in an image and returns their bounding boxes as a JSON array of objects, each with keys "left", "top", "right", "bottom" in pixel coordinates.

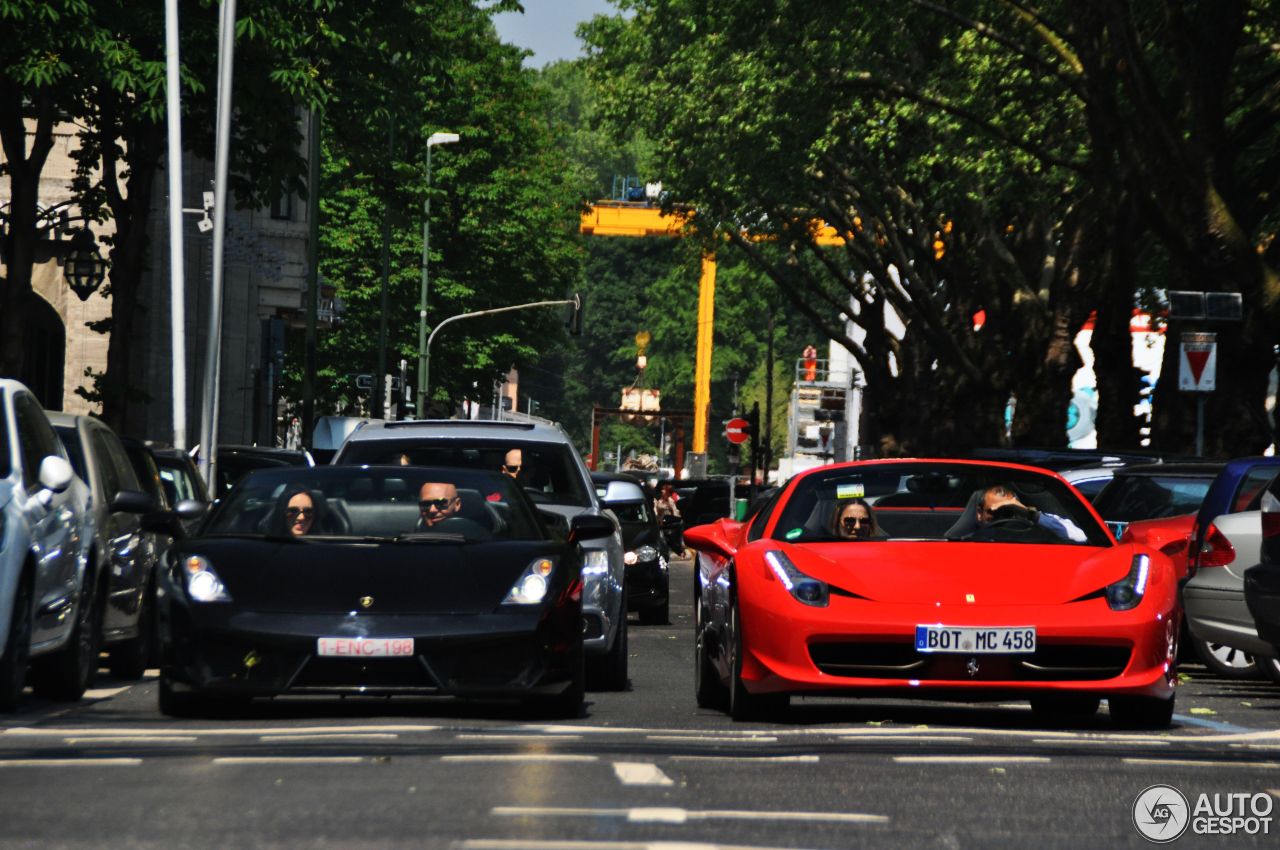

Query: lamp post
[
  {"left": 62, "top": 230, "right": 109, "bottom": 301},
  {"left": 417, "top": 132, "right": 460, "bottom": 416}
]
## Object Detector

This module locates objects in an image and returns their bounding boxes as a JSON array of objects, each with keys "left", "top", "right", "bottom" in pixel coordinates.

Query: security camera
[{"left": 197, "top": 215, "right": 213, "bottom": 233}]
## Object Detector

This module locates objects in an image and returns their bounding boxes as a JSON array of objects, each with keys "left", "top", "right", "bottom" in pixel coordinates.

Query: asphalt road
[{"left": 1, "top": 555, "right": 1278, "bottom": 849}]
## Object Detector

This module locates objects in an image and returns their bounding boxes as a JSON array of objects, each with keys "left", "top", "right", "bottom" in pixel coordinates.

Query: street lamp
[
  {"left": 63, "top": 229, "right": 109, "bottom": 300},
  {"left": 417, "top": 131, "right": 460, "bottom": 415}
]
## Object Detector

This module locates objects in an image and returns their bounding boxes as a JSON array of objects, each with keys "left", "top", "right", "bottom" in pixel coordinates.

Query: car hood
[
  {"left": 176, "top": 538, "right": 564, "bottom": 615},
  {"left": 774, "top": 540, "right": 1135, "bottom": 606}
]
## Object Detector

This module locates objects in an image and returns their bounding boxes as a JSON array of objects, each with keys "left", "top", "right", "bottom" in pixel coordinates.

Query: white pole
[
  {"left": 164, "top": 0, "right": 188, "bottom": 450},
  {"left": 198, "top": 0, "right": 237, "bottom": 487}
]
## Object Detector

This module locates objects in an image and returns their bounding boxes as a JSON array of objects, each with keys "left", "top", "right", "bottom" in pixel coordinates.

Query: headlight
[
  {"left": 632, "top": 545, "right": 659, "bottom": 563},
  {"left": 182, "top": 555, "right": 231, "bottom": 603},
  {"left": 764, "top": 550, "right": 829, "bottom": 607},
  {"left": 1105, "top": 553, "right": 1150, "bottom": 611},
  {"left": 504, "top": 557, "right": 556, "bottom": 605},
  {"left": 582, "top": 549, "right": 610, "bottom": 576}
]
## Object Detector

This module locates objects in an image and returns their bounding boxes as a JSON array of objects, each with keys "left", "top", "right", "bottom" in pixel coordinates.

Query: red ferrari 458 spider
[{"left": 685, "top": 459, "right": 1180, "bottom": 727}]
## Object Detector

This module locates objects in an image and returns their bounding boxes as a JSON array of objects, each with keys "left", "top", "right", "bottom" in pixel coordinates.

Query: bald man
[{"left": 417, "top": 481, "right": 491, "bottom": 539}]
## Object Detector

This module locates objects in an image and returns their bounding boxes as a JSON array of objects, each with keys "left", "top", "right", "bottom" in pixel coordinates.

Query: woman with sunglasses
[
  {"left": 833, "top": 498, "right": 878, "bottom": 540},
  {"left": 271, "top": 485, "right": 323, "bottom": 537}
]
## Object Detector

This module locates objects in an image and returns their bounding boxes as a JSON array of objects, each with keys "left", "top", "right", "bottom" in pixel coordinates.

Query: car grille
[
  {"left": 291, "top": 656, "right": 438, "bottom": 691},
  {"left": 809, "top": 641, "right": 1131, "bottom": 681}
]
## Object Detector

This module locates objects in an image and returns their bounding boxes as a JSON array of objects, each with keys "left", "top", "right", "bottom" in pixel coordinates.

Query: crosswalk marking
[{"left": 613, "top": 762, "right": 674, "bottom": 786}]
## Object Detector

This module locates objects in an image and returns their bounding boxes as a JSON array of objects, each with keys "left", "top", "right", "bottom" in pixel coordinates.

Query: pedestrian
[{"left": 803, "top": 344, "right": 818, "bottom": 381}]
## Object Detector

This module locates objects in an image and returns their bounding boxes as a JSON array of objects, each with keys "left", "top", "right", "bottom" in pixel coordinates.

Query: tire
[
  {"left": 587, "top": 607, "right": 629, "bottom": 691},
  {"left": 527, "top": 644, "right": 585, "bottom": 719},
  {"left": 693, "top": 582, "right": 728, "bottom": 711},
  {"left": 1109, "top": 693, "right": 1176, "bottom": 729},
  {"left": 0, "top": 572, "right": 33, "bottom": 712},
  {"left": 1030, "top": 694, "right": 1101, "bottom": 721},
  {"left": 1258, "top": 655, "right": 1280, "bottom": 685},
  {"left": 1190, "top": 635, "right": 1261, "bottom": 680},
  {"left": 30, "top": 570, "right": 101, "bottom": 701},
  {"left": 108, "top": 581, "right": 154, "bottom": 680},
  {"left": 639, "top": 598, "right": 669, "bottom": 626},
  {"left": 728, "top": 593, "right": 787, "bottom": 722}
]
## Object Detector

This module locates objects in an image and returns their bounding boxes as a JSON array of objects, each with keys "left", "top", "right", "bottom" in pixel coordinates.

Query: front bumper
[
  {"left": 736, "top": 591, "right": 1179, "bottom": 701},
  {"left": 159, "top": 597, "right": 582, "bottom": 699},
  {"left": 625, "top": 559, "right": 669, "bottom": 611}
]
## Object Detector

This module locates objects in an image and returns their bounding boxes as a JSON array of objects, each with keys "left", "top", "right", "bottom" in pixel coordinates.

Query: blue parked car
[{"left": 1183, "top": 457, "right": 1280, "bottom": 682}]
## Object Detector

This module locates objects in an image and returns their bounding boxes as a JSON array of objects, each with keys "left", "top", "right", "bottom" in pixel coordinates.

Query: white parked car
[{"left": 0, "top": 380, "right": 96, "bottom": 710}]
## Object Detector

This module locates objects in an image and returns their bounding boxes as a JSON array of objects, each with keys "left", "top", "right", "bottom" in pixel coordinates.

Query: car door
[
  {"left": 87, "top": 425, "right": 147, "bottom": 633},
  {"left": 12, "top": 394, "right": 79, "bottom": 646}
]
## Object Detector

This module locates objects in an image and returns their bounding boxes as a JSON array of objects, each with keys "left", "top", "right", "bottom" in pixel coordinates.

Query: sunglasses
[
  {"left": 285, "top": 507, "right": 314, "bottom": 520},
  {"left": 841, "top": 517, "right": 870, "bottom": 529},
  {"left": 419, "top": 498, "right": 455, "bottom": 512},
  {"left": 503, "top": 464, "right": 522, "bottom": 472}
]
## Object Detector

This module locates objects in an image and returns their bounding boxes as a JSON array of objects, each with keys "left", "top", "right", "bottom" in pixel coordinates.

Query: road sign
[
  {"left": 1178, "top": 332, "right": 1217, "bottom": 392},
  {"left": 725, "top": 416, "right": 750, "bottom": 445}
]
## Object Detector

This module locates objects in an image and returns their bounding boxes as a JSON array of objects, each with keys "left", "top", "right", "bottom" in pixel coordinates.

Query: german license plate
[
  {"left": 915, "top": 626, "right": 1036, "bottom": 654},
  {"left": 316, "top": 637, "right": 415, "bottom": 658}
]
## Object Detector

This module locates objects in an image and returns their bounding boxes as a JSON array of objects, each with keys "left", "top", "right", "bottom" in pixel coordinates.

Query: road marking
[
  {"left": 83, "top": 686, "right": 131, "bottom": 699},
  {"left": 1172, "top": 713, "right": 1255, "bottom": 733},
  {"left": 647, "top": 735, "right": 777, "bottom": 744},
  {"left": 671, "top": 755, "right": 820, "bottom": 763},
  {"left": 1031, "top": 738, "right": 1169, "bottom": 746},
  {"left": 259, "top": 733, "right": 398, "bottom": 742},
  {"left": 492, "top": 806, "right": 888, "bottom": 825},
  {"left": 2, "top": 724, "right": 440, "bottom": 737},
  {"left": 613, "top": 762, "right": 674, "bottom": 786},
  {"left": 893, "top": 756, "right": 1052, "bottom": 765},
  {"left": 463, "top": 842, "right": 829, "bottom": 850},
  {"left": 838, "top": 735, "right": 973, "bottom": 743},
  {"left": 213, "top": 756, "right": 367, "bottom": 765},
  {"left": 64, "top": 736, "right": 197, "bottom": 744},
  {"left": 442, "top": 754, "right": 598, "bottom": 764},
  {"left": 1121, "top": 758, "right": 1280, "bottom": 769},
  {"left": 0, "top": 758, "right": 142, "bottom": 767},
  {"left": 455, "top": 734, "right": 583, "bottom": 742}
]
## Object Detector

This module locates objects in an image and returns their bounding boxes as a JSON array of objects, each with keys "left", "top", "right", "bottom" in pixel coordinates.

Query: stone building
[{"left": 1, "top": 117, "right": 322, "bottom": 447}]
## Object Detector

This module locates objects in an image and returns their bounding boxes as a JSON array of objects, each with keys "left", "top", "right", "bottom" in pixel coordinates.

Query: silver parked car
[
  {"left": 334, "top": 420, "right": 630, "bottom": 690},
  {"left": 0, "top": 380, "right": 96, "bottom": 710},
  {"left": 47, "top": 413, "right": 157, "bottom": 680}
]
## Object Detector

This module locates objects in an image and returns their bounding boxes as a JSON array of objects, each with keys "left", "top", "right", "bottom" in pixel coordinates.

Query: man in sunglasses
[
  {"left": 416, "top": 480, "right": 491, "bottom": 539},
  {"left": 501, "top": 448, "right": 523, "bottom": 480}
]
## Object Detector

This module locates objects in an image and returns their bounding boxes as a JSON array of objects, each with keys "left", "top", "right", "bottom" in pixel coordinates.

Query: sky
[{"left": 490, "top": 0, "right": 620, "bottom": 67}]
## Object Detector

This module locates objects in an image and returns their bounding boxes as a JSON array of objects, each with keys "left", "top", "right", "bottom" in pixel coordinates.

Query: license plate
[
  {"left": 915, "top": 625, "right": 1036, "bottom": 654},
  {"left": 316, "top": 637, "right": 415, "bottom": 658}
]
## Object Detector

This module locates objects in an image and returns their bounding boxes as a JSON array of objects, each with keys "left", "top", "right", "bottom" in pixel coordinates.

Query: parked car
[
  {"left": 669, "top": 478, "right": 736, "bottom": 526},
  {"left": 1177, "top": 457, "right": 1280, "bottom": 681},
  {"left": 0, "top": 380, "right": 96, "bottom": 709},
  {"left": 593, "top": 471, "right": 673, "bottom": 625},
  {"left": 1061, "top": 466, "right": 1123, "bottom": 502},
  {"left": 1092, "top": 462, "right": 1225, "bottom": 539},
  {"left": 1245, "top": 493, "right": 1280, "bottom": 664},
  {"left": 208, "top": 445, "right": 315, "bottom": 496},
  {"left": 334, "top": 420, "right": 629, "bottom": 690},
  {"left": 48, "top": 413, "right": 158, "bottom": 680},
  {"left": 149, "top": 445, "right": 211, "bottom": 531},
  {"left": 686, "top": 459, "right": 1178, "bottom": 727},
  {"left": 157, "top": 465, "right": 606, "bottom": 717}
]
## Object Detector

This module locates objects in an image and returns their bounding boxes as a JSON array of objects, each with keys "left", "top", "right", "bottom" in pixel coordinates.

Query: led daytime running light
[
  {"left": 764, "top": 550, "right": 829, "bottom": 607},
  {"left": 1105, "top": 553, "right": 1149, "bottom": 611}
]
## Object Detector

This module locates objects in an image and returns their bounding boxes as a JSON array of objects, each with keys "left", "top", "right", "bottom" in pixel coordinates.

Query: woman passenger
[{"left": 833, "top": 499, "right": 878, "bottom": 540}]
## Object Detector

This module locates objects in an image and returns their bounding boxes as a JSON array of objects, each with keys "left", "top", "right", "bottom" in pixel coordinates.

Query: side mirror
[
  {"left": 140, "top": 499, "right": 208, "bottom": 535},
  {"left": 110, "top": 489, "right": 156, "bottom": 515},
  {"left": 174, "top": 499, "right": 208, "bottom": 521},
  {"left": 37, "top": 456, "right": 74, "bottom": 494},
  {"left": 683, "top": 521, "right": 738, "bottom": 559},
  {"left": 570, "top": 513, "right": 617, "bottom": 543}
]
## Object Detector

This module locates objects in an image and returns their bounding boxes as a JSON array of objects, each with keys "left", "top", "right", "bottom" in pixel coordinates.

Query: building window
[{"left": 270, "top": 193, "right": 294, "bottom": 221}]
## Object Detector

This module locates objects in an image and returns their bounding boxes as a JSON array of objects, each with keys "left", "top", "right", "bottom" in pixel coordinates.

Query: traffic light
[{"left": 568, "top": 292, "right": 584, "bottom": 336}]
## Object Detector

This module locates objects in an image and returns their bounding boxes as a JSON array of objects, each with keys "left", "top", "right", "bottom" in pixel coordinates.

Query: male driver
[
  {"left": 417, "top": 480, "right": 491, "bottom": 538},
  {"left": 978, "top": 484, "right": 1087, "bottom": 542},
  {"left": 501, "top": 448, "right": 523, "bottom": 480}
]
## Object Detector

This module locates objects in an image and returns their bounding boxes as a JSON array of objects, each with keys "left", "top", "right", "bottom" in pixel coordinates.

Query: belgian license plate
[
  {"left": 915, "top": 626, "right": 1036, "bottom": 654},
  {"left": 316, "top": 637, "right": 415, "bottom": 658}
]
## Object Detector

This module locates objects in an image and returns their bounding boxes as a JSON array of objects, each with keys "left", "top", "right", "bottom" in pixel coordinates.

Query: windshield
[
  {"left": 1093, "top": 474, "right": 1214, "bottom": 521},
  {"left": 204, "top": 466, "right": 546, "bottom": 543},
  {"left": 770, "top": 462, "right": 1109, "bottom": 546},
  {"left": 337, "top": 439, "right": 592, "bottom": 508}
]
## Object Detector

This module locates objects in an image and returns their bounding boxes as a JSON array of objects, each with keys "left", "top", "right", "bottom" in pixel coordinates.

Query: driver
[
  {"left": 978, "top": 484, "right": 1086, "bottom": 542},
  {"left": 416, "top": 481, "right": 490, "bottom": 538}
]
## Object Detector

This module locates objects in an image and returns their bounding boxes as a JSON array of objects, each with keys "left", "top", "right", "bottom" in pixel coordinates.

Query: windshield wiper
[{"left": 394, "top": 532, "right": 467, "bottom": 543}]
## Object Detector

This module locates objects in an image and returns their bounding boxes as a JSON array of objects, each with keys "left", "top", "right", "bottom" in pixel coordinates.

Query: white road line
[
  {"left": 64, "top": 736, "right": 197, "bottom": 744},
  {"left": 893, "top": 755, "right": 1052, "bottom": 765},
  {"left": 613, "top": 762, "right": 674, "bottom": 786},
  {"left": 0, "top": 758, "right": 142, "bottom": 767},
  {"left": 213, "top": 756, "right": 367, "bottom": 765},
  {"left": 463, "top": 842, "right": 826, "bottom": 850},
  {"left": 2, "top": 724, "right": 440, "bottom": 737},
  {"left": 455, "top": 734, "right": 583, "bottom": 742},
  {"left": 491, "top": 806, "right": 888, "bottom": 825},
  {"left": 671, "top": 755, "right": 820, "bottom": 764},
  {"left": 646, "top": 735, "right": 777, "bottom": 744},
  {"left": 1121, "top": 758, "right": 1280, "bottom": 769},
  {"left": 1031, "top": 738, "right": 1169, "bottom": 746},
  {"left": 259, "top": 733, "right": 398, "bottom": 742},
  {"left": 442, "top": 754, "right": 598, "bottom": 764},
  {"left": 82, "top": 686, "right": 131, "bottom": 699},
  {"left": 838, "top": 735, "right": 974, "bottom": 743}
]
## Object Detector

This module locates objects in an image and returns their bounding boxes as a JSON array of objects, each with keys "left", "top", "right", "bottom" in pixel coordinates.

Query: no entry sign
[
  {"left": 725, "top": 417, "right": 750, "bottom": 445},
  {"left": 1178, "top": 332, "right": 1217, "bottom": 393}
]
